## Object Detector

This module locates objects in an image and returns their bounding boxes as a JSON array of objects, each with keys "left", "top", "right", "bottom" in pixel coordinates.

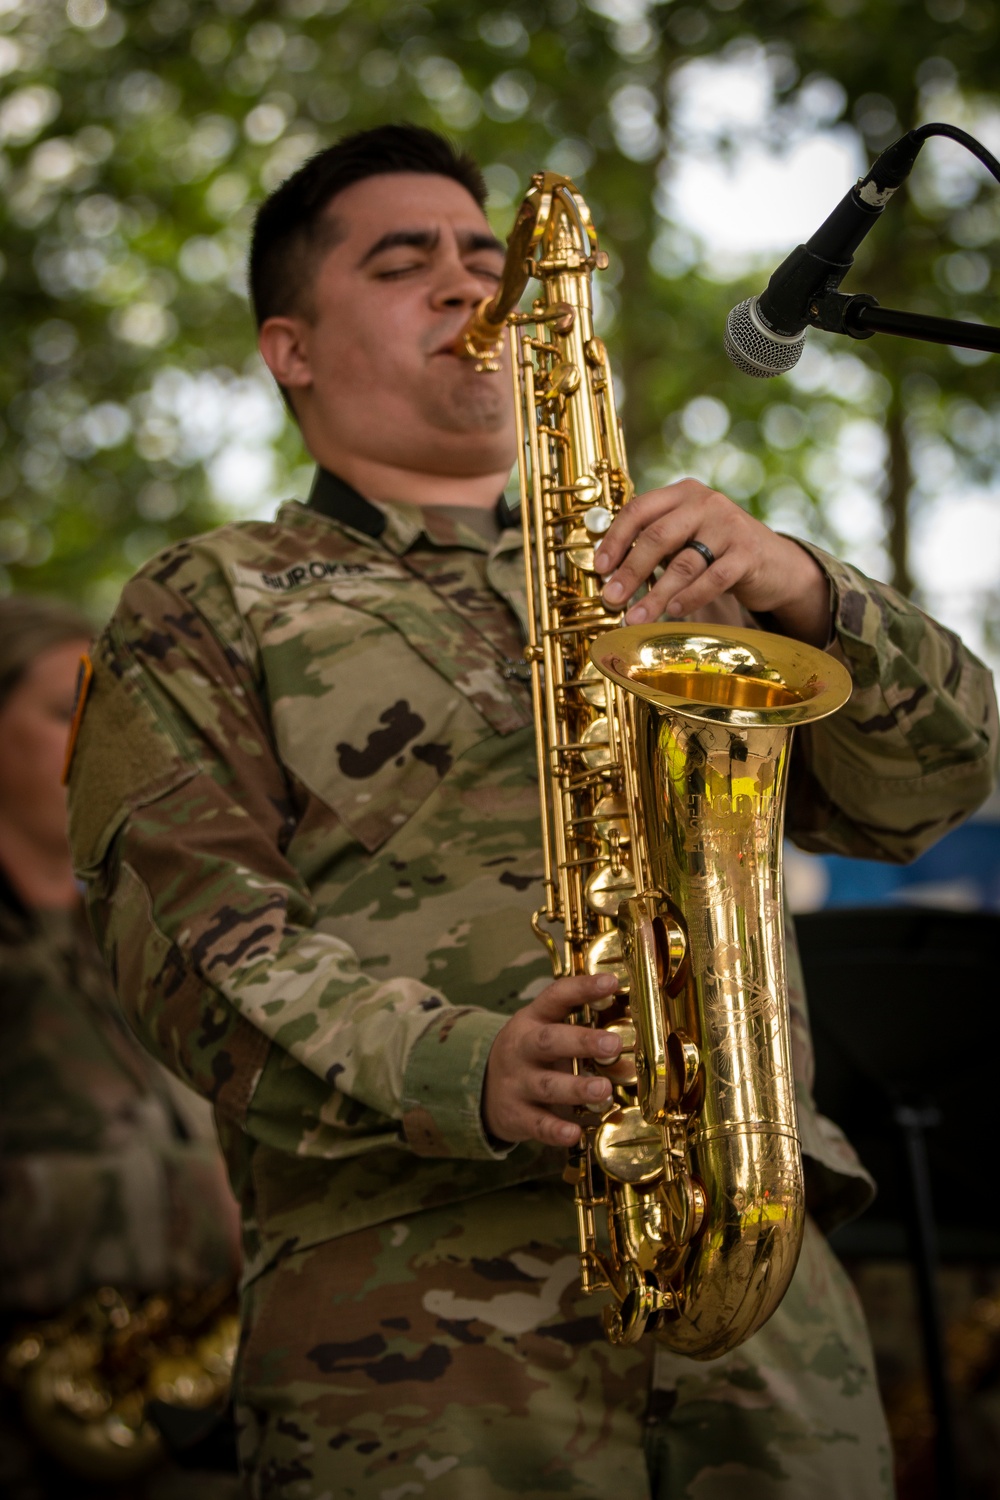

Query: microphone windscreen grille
[{"left": 725, "top": 298, "right": 804, "bottom": 378}]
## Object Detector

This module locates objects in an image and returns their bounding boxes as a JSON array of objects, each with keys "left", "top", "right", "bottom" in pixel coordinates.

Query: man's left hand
[{"left": 593, "top": 479, "right": 832, "bottom": 649}]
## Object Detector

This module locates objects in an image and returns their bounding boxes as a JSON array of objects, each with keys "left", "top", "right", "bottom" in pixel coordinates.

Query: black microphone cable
[{"left": 724, "top": 122, "right": 1000, "bottom": 379}]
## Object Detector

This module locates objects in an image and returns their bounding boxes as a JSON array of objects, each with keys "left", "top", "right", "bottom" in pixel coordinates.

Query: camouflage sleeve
[
  {"left": 68, "top": 576, "right": 508, "bottom": 1165},
  {"left": 785, "top": 541, "right": 999, "bottom": 862}
]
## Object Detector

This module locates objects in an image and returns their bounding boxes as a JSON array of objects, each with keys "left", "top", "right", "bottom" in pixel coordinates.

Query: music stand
[{"left": 795, "top": 907, "right": 1000, "bottom": 1500}]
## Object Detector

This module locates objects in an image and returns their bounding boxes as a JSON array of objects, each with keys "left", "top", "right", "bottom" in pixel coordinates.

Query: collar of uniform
[
  {"left": 430, "top": 492, "right": 521, "bottom": 545},
  {"left": 307, "top": 467, "right": 519, "bottom": 557},
  {"left": 420, "top": 504, "right": 498, "bottom": 553},
  {"left": 303, "top": 469, "right": 420, "bottom": 554},
  {"left": 308, "top": 468, "right": 386, "bottom": 538}
]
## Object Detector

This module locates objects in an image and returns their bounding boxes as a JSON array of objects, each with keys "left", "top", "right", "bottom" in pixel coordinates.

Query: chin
[
  {"left": 436, "top": 384, "right": 512, "bottom": 434},
  {"left": 441, "top": 452, "right": 516, "bottom": 479},
  {"left": 421, "top": 426, "right": 516, "bottom": 477}
]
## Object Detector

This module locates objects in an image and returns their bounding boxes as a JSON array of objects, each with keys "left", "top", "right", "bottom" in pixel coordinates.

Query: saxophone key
[
  {"left": 583, "top": 503, "right": 614, "bottom": 537},
  {"left": 593, "top": 1019, "right": 637, "bottom": 1083},
  {"left": 666, "top": 1028, "right": 701, "bottom": 1106},
  {"left": 602, "top": 1272, "right": 671, "bottom": 1348},
  {"left": 539, "top": 360, "right": 581, "bottom": 400},
  {"left": 574, "top": 658, "right": 611, "bottom": 707},
  {"left": 585, "top": 858, "right": 636, "bottom": 916},
  {"left": 593, "top": 1105, "right": 663, "bottom": 1185},
  {"left": 611, "top": 1183, "right": 661, "bottom": 1272},
  {"left": 580, "top": 716, "right": 612, "bottom": 769},
  {"left": 564, "top": 527, "right": 598, "bottom": 574},
  {"left": 660, "top": 1172, "right": 707, "bottom": 1249},
  {"left": 592, "top": 791, "right": 631, "bottom": 844},
  {"left": 584, "top": 930, "right": 630, "bottom": 1000}
]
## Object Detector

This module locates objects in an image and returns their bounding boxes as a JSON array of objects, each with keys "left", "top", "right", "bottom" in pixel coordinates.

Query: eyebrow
[{"left": 358, "top": 227, "right": 505, "bottom": 267}]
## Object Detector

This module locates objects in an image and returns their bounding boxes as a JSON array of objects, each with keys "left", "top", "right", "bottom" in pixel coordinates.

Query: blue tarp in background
[{"left": 784, "top": 794, "right": 1000, "bottom": 913}]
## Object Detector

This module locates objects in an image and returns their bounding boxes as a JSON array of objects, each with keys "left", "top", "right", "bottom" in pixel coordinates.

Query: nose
[{"left": 428, "top": 236, "right": 490, "bottom": 310}]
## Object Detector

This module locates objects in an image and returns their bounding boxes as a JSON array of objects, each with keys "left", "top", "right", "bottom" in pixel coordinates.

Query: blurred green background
[{"left": 1, "top": 0, "right": 999, "bottom": 663}]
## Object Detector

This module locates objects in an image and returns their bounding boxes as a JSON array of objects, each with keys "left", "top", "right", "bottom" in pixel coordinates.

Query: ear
[{"left": 258, "top": 315, "right": 314, "bottom": 393}]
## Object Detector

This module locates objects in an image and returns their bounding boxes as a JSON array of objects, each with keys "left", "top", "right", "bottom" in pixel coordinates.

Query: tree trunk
[{"left": 884, "top": 382, "right": 914, "bottom": 598}]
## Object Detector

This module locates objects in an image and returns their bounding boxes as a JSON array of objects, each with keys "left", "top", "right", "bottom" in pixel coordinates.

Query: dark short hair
[{"left": 249, "top": 123, "right": 488, "bottom": 328}]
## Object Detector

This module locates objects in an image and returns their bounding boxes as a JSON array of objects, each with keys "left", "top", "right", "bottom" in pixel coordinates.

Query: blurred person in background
[{"left": 0, "top": 595, "right": 242, "bottom": 1500}]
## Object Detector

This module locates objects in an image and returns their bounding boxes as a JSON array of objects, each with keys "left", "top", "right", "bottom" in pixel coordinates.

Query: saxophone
[
  {"left": 457, "top": 173, "right": 852, "bottom": 1355},
  {"left": 2, "top": 1281, "right": 238, "bottom": 1481}
]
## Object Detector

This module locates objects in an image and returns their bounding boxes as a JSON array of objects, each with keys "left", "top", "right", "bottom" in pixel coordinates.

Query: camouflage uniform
[
  {"left": 66, "top": 469, "right": 998, "bottom": 1497},
  {"left": 0, "top": 865, "right": 239, "bottom": 1497},
  {"left": 0, "top": 870, "right": 236, "bottom": 1311}
]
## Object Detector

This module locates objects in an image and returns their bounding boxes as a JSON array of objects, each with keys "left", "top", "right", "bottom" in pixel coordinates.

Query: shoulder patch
[{"left": 61, "top": 652, "right": 93, "bottom": 786}]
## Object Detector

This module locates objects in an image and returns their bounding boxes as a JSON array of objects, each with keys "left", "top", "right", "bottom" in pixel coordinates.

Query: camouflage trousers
[
  {"left": 235, "top": 1181, "right": 893, "bottom": 1499},
  {"left": 647, "top": 1214, "right": 895, "bottom": 1499}
]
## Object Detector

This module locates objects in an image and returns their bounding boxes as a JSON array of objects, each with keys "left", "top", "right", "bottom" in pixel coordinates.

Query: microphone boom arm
[{"left": 810, "top": 291, "right": 1000, "bottom": 355}]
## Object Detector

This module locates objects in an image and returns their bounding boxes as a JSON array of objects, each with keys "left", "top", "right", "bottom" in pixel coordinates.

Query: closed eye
[
  {"left": 376, "top": 262, "right": 424, "bottom": 279},
  {"left": 374, "top": 258, "right": 502, "bottom": 284}
]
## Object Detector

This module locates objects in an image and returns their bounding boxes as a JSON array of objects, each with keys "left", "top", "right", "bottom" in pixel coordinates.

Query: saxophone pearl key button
[{"left": 584, "top": 505, "right": 614, "bottom": 538}]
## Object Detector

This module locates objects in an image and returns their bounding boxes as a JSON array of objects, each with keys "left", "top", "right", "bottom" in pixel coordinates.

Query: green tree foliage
[
  {"left": 672, "top": 0, "right": 1000, "bottom": 611},
  {"left": 1, "top": 0, "right": 998, "bottom": 641}
]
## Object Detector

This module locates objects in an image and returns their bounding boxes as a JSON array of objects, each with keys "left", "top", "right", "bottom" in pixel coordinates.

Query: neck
[
  {"left": 0, "top": 826, "right": 79, "bottom": 911},
  {"left": 309, "top": 452, "right": 509, "bottom": 511}
]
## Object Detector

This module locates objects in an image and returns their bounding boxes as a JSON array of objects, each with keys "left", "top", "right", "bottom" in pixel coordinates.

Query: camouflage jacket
[
  {"left": 0, "top": 869, "right": 236, "bottom": 1314},
  {"left": 66, "top": 473, "right": 998, "bottom": 1286}
]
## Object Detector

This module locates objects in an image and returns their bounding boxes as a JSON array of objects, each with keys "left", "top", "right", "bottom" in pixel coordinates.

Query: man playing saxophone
[{"left": 66, "top": 124, "right": 997, "bottom": 1500}]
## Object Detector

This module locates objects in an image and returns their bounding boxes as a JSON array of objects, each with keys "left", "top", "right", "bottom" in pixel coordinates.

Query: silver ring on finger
[{"left": 679, "top": 538, "right": 715, "bottom": 568}]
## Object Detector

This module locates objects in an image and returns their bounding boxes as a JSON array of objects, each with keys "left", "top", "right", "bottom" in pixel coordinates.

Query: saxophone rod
[{"left": 452, "top": 193, "right": 537, "bottom": 360}]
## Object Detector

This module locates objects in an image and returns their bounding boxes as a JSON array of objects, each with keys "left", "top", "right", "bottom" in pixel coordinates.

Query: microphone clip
[
  {"left": 810, "top": 291, "right": 1000, "bottom": 356},
  {"left": 807, "top": 291, "right": 880, "bottom": 340}
]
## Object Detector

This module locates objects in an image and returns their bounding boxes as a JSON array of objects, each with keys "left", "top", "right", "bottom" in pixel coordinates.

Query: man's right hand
[{"left": 483, "top": 972, "right": 622, "bottom": 1147}]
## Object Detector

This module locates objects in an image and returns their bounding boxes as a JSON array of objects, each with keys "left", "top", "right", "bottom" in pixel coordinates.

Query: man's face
[{"left": 275, "top": 172, "right": 516, "bottom": 482}]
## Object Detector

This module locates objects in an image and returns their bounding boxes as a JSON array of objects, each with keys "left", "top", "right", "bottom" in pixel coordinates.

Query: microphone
[{"left": 725, "top": 131, "right": 926, "bottom": 377}]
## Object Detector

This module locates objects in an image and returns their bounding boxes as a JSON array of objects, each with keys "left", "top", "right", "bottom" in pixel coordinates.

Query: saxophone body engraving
[{"left": 459, "top": 174, "right": 852, "bottom": 1355}]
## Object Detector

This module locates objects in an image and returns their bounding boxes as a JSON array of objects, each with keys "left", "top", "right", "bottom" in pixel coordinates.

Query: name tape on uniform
[{"left": 231, "top": 560, "right": 407, "bottom": 593}]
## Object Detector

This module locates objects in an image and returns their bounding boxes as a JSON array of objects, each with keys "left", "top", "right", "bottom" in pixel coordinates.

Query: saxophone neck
[{"left": 453, "top": 172, "right": 604, "bottom": 369}]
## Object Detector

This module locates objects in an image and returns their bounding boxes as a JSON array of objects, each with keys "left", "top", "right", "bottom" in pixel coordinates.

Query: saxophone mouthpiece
[{"left": 453, "top": 296, "right": 508, "bottom": 372}]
